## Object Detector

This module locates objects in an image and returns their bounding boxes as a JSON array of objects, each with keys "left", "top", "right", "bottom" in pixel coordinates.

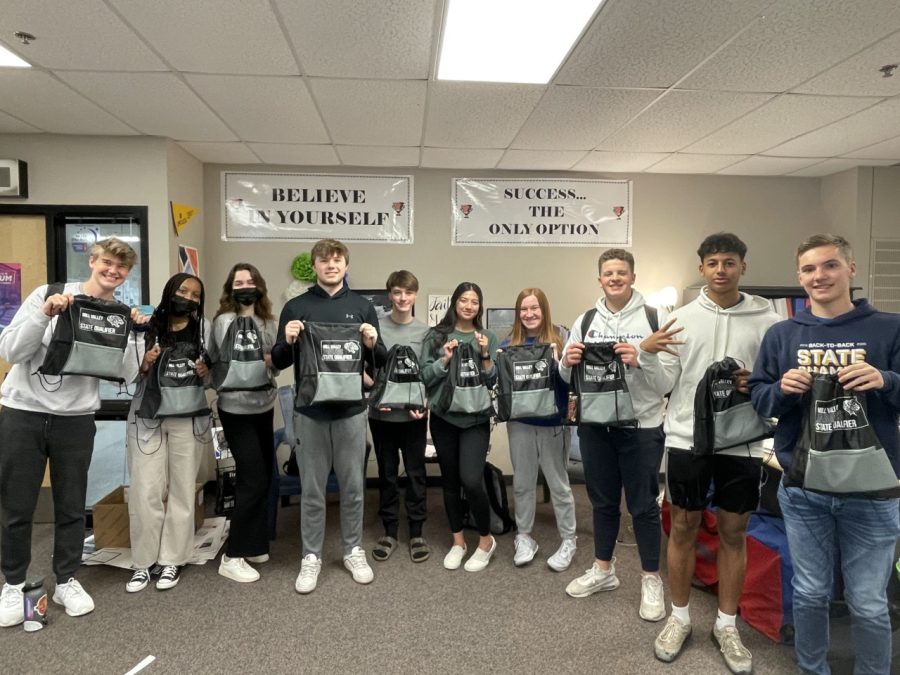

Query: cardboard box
[{"left": 92, "top": 484, "right": 205, "bottom": 550}]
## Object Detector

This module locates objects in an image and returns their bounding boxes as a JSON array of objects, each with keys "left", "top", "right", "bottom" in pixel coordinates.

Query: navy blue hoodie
[{"left": 749, "top": 299, "right": 900, "bottom": 477}]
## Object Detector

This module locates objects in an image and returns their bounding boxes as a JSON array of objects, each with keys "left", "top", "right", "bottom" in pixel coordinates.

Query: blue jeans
[{"left": 778, "top": 484, "right": 900, "bottom": 675}]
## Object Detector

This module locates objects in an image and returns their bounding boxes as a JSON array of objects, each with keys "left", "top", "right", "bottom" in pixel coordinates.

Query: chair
[{"left": 267, "top": 385, "right": 340, "bottom": 540}]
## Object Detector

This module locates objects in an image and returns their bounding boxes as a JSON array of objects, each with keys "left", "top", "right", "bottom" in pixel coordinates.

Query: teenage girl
[
  {"left": 420, "top": 282, "right": 499, "bottom": 572},
  {"left": 501, "top": 288, "right": 577, "bottom": 571},
  {"left": 208, "top": 263, "right": 278, "bottom": 583},
  {"left": 126, "top": 273, "right": 210, "bottom": 592}
]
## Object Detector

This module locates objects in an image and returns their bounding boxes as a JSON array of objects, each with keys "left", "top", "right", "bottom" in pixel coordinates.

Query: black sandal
[
  {"left": 409, "top": 537, "right": 430, "bottom": 563},
  {"left": 372, "top": 536, "right": 398, "bottom": 561}
]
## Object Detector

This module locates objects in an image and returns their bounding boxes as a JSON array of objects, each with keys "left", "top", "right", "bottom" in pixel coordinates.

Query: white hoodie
[
  {"left": 639, "top": 287, "right": 779, "bottom": 457},
  {"left": 0, "top": 282, "right": 143, "bottom": 415},
  {"left": 560, "top": 289, "right": 668, "bottom": 427}
]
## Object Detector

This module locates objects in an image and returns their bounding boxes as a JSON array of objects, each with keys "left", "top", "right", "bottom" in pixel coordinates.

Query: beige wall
[{"left": 165, "top": 141, "right": 205, "bottom": 283}]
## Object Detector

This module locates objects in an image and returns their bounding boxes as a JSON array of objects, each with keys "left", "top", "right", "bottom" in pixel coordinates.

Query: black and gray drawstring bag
[
  {"left": 572, "top": 341, "right": 635, "bottom": 426},
  {"left": 495, "top": 343, "right": 558, "bottom": 421},
  {"left": 213, "top": 315, "right": 272, "bottom": 392},
  {"left": 294, "top": 322, "right": 365, "bottom": 408},
  {"left": 369, "top": 344, "right": 426, "bottom": 412},
  {"left": 137, "top": 341, "right": 210, "bottom": 419},
  {"left": 438, "top": 341, "right": 492, "bottom": 415}
]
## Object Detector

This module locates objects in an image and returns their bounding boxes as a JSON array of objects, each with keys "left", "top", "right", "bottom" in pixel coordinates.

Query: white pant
[{"left": 127, "top": 417, "right": 205, "bottom": 568}]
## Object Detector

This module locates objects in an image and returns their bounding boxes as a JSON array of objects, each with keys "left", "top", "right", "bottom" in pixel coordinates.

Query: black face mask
[
  {"left": 170, "top": 296, "right": 199, "bottom": 317},
  {"left": 233, "top": 288, "right": 261, "bottom": 307}
]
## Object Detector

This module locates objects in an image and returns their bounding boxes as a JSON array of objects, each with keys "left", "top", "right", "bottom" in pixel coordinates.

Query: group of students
[{"left": 0, "top": 232, "right": 898, "bottom": 675}]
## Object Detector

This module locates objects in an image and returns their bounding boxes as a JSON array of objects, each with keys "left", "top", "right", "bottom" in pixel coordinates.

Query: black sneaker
[
  {"left": 155, "top": 565, "right": 182, "bottom": 590},
  {"left": 126, "top": 568, "right": 150, "bottom": 593}
]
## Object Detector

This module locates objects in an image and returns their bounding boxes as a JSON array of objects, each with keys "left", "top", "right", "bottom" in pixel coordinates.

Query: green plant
[{"left": 291, "top": 253, "right": 316, "bottom": 282}]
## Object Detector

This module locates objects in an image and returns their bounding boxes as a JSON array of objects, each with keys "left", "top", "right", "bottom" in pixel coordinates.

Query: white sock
[
  {"left": 671, "top": 602, "right": 691, "bottom": 625},
  {"left": 716, "top": 610, "right": 736, "bottom": 631}
]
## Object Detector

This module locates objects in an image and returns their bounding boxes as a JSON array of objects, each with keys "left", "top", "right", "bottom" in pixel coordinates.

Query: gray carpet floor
[{"left": 2, "top": 485, "right": 798, "bottom": 674}]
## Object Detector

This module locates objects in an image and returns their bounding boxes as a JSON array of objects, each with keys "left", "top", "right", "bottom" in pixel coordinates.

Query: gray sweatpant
[
  {"left": 295, "top": 411, "right": 367, "bottom": 558},
  {"left": 507, "top": 421, "right": 576, "bottom": 539}
]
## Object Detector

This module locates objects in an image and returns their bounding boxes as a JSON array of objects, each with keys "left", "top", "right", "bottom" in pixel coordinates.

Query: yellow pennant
[{"left": 171, "top": 202, "right": 198, "bottom": 235}]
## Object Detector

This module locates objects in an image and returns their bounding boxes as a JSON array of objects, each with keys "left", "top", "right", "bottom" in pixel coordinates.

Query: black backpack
[
  {"left": 293, "top": 322, "right": 365, "bottom": 408},
  {"left": 495, "top": 343, "right": 559, "bottom": 421},
  {"left": 137, "top": 340, "right": 210, "bottom": 419},
  {"left": 213, "top": 315, "right": 273, "bottom": 392},
  {"left": 438, "top": 341, "right": 492, "bottom": 415},
  {"left": 461, "top": 462, "right": 515, "bottom": 535},
  {"left": 38, "top": 282, "right": 133, "bottom": 382},
  {"left": 787, "top": 373, "right": 900, "bottom": 498},
  {"left": 692, "top": 356, "right": 771, "bottom": 455},
  {"left": 368, "top": 344, "right": 426, "bottom": 412}
]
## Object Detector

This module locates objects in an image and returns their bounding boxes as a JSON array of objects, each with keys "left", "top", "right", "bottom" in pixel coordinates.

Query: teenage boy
[
  {"left": 749, "top": 234, "right": 900, "bottom": 675},
  {"left": 559, "top": 249, "right": 671, "bottom": 621},
  {"left": 0, "top": 238, "right": 141, "bottom": 626},
  {"left": 368, "top": 270, "right": 430, "bottom": 563},
  {"left": 271, "top": 239, "right": 386, "bottom": 594},
  {"left": 640, "top": 233, "right": 779, "bottom": 673}
]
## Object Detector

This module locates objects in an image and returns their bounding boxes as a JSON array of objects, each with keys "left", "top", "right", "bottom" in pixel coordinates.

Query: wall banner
[
  {"left": 451, "top": 178, "right": 631, "bottom": 247},
  {"left": 222, "top": 172, "right": 413, "bottom": 244}
]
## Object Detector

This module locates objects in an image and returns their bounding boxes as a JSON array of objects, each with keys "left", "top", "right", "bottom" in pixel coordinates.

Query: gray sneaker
[
  {"left": 565, "top": 558, "right": 619, "bottom": 598},
  {"left": 712, "top": 624, "right": 753, "bottom": 674},
  {"left": 639, "top": 574, "right": 666, "bottom": 622},
  {"left": 513, "top": 534, "right": 538, "bottom": 567},
  {"left": 654, "top": 615, "right": 692, "bottom": 662}
]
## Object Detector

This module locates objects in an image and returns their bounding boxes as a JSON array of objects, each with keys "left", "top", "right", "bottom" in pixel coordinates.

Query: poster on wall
[
  {"left": 178, "top": 246, "right": 199, "bottom": 276},
  {"left": 171, "top": 202, "right": 199, "bottom": 237},
  {"left": 451, "top": 178, "right": 632, "bottom": 247},
  {"left": 0, "top": 263, "right": 22, "bottom": 336},
  {"left": 428, "top": 294, "right": 450, "bottom": 327},
  {"left": 222, "top": 172, "right": 413, "bottom": 244}
]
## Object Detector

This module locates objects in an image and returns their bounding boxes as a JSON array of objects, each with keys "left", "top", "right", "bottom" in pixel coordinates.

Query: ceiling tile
[
  {"left": 496, "top": 150, "right": 586, "bottom": 171},
  {"left": 247, "top": 143, "right": 339, "bottom": 166},
  {"left": 599, "top": 90, "right": 773, "bottom": 152},
  {"left": 0, "top": 70, "right": 137, "bottom": 135},
  {"left": 512, "top": 87, "right": 662, "bottom": 150},
  {"left": 556, "top": 0, "right": 771, "bottom": 88},
  {"left": 186, "top": 75, "right": 328, "bottom": 144},
  {"left": 795, "top": 31, "right": 900, "bottom": 97},
  {"left": 275, "top": 0, "right": 436, "bottom": 79},
  {"left": 177, "top": 142, "right": 260, "bottom": 164},
  {"left": 842, "top": 134, "right": 900, "bottom": 160},
  {"left": 108, "top": 0, "right": 298, "bottom": 75},
  {"left": 310, "top": 79, "right": 426, "bottom": 146},
  {"left": 57, "top": 72, "right": 237, "bottom": 141},
  {"left": 424, "top": 82, "right": 545, "bottom": 148},
  {"left": 682, "top": 0, "right": 900, "bottom": 92},
  {"left": 788, "top": 158, "right": 899, "bottom": 177},
  {"left": 572, "top": 151, "right": 670, "bottom": 172},
  {"left": 685, "top": 94, "right": 879, "bottom": 155},
  {"left": 421, "top": 148, "right": 503, "bottom": 169},
  {"left": 336, "top": 146, "right": 420, "bottom": 167},
  {"left": 717, "top": 156, "right": 822, "bottom": 176},
  {"left": 0, "top": 108, "right": 42, "bottom": 133},
  {"left": 0, "top": 1, "right": 165, "bottom": 70},
  {"left": 644, "top": 154, "right": 748, "bottom": 174},
  {"left": 766, "top": 98, "right": 900, "bottom": 157}
]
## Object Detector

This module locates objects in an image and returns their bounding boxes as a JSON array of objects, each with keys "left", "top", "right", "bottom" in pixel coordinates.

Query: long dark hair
[
  {"left": 145, "top": 272, "right": 205, "bottom": 351},
  {"left": 214, "top": 262, "right": 274, "bottom": 321},
  {"left": 428, "top": 282, "right": 484, "bottom": 352}
]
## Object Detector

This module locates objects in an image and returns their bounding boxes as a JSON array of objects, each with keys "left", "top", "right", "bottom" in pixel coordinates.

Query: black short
[{"left": 665, "top": 450, "right": 762, "bottom": 514}]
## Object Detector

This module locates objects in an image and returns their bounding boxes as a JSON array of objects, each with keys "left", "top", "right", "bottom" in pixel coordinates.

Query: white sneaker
[
  {"left": 464, "top": 537, "right": 497, "bottom": 572},
  {"left": 295, "top": 554, "right": 321, "bottom": 594},
  {"left": 565, "top": 559, "right": 620, "bottom": 598},
  {"left": 547, "top": 536, "right": 577, "bottom": 572},
  {"left": 654, "top": 615, "right": 692, "bottom": 662},
  {"left": 513, "top": 534, "right": 539, "bottom": 567},
  {"left": 640, "top": 574, "right": 666, "bottom": 622},
  {"left": 126, "top": 569, "right": 150, "bottom": 593},
  {"left": 443, "top": 544, "right": 467, "bottom": 570},
  {"left": 219, "top": 555, "right": 260, "bottom": 583},
  {"left": 246, "top": 554, "right": 270, "bottom": 564},
  {"left": 52, "top": 578, "right": 95, "bottom": 617},
  {"left": 0, "top": 582, "right": 25, "bottom": 627},
  {"left": 343, "top": 547, "right": 374, "bottom": 584}
]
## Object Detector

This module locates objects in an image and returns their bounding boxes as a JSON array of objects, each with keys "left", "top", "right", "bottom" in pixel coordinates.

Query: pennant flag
[{"left": 171, "top": 202, "right": 198, "bottom": 236}]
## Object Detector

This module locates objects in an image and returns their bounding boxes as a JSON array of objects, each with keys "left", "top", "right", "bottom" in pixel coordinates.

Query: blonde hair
[
  {"left": 508, "top": 288, "right": 564, "bottom": 352},
  {"left": 90, "top": 237, "right": 137, "bottom": 269}
]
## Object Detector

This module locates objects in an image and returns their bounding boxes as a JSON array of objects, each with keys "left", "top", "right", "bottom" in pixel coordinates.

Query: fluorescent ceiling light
[
  {"left": 438, "top": 0, "right": 602, "bottom": 84},
  {"left": 0, "top": 43, "right": 31, "bottom": 68}
]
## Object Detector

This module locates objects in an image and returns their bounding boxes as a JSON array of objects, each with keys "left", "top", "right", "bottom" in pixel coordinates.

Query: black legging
[
  {"left": 429, "top": 414, "right": 491, "bottom": 536},
  {"left": 217, "top": 407, "right": 274, "bottom": 558}
]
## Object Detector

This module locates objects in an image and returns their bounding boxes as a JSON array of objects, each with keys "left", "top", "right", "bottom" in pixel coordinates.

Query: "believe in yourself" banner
[
  {"left": 223, "top": 172, "right": 413, "bottom": 243},
  {"left": 452, "top": 178, "right": 631, "bottom": 247}
]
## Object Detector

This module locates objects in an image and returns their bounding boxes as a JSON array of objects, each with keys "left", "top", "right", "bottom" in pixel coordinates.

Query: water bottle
[{"left": 23, "top": 578, "right": 48, "bottom": 632}]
